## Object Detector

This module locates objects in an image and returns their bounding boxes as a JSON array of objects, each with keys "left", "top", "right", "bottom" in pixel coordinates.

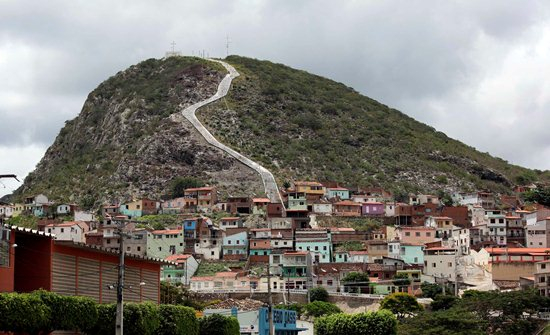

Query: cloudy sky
[{"left": 1, "top": 0, "right": 550, "bottom": 196}]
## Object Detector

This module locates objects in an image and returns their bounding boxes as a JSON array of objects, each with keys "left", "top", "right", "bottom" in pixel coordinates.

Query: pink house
[
  {"left": 362, "top": 202, "right": 385, "bottom": 216},
  {"left": 396, "top": 226, "right": 437, "bottom": 245}
]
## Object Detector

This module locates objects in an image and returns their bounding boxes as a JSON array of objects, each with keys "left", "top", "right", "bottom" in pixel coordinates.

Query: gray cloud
[{"left": 1, "top": 0, "right": 550, "bottom": 197}]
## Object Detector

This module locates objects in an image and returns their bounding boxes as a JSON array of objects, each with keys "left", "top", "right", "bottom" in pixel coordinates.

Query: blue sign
[{"left": 258, "top": 307, "right": 303, "bottom": 335}]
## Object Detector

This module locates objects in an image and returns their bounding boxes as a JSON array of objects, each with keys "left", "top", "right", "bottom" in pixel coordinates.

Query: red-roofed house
[{"left": 333, "top": 201, "right": 361, "bottom": 217}]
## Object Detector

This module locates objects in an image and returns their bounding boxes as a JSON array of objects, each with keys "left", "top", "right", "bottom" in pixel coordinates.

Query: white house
[
  {"left": 423, "top": 247, "right": 458, "bottom": 281},
  {"left": 56, "top": 204, "right": 72, "bottom": 215},
  {"left": 74, "top": 210, "right": 96, "bottom": 222},
  {"left": 527, "top": 219, "right": 550, "bottom": 248},
  {"left": 0, "top": 205, "right": 14, "bottom": 218},
  {"left": 45, "top": 221, "right": 89, "bottom": 243},
  {"left": 349, "top": 250, "right": 369, "bottom": 263},
  {"left": 312, "top": 203, "right": 333, "bottom": 215}
]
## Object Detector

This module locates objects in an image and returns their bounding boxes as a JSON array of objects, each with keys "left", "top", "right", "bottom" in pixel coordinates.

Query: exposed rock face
[{"left": 15, "top": 57, "right": 263, "bottom": 204}]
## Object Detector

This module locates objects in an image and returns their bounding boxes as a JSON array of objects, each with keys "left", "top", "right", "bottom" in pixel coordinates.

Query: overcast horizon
[{"left": 2, "top": 0, "right": 550, "bottom": 197}]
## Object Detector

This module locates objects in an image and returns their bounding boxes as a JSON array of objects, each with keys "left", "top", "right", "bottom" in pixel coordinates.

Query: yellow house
[
  {"left": 11, "top": 203, "right": 25, "bottom": 217},
  {"left": 294, "top": 181, "right": 326, "bottom": 196}
]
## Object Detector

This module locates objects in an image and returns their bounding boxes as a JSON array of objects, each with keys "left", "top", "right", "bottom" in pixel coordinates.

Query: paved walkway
[{"left": 180, "top": 59, "right": 284, "bottom": 205}]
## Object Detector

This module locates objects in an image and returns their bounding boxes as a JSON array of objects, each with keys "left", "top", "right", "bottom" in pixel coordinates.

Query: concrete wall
[{"left": 492, "top": 262, "right": 536, "bottom": 281}]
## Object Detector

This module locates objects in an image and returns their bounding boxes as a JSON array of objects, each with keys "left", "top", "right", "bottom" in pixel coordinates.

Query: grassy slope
[{"left": 199, "top": 55, "right": 549, "bottom": 194}]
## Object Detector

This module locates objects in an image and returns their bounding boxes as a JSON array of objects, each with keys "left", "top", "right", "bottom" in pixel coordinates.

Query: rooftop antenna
[{"left": 226, "top": 35, "right": 231, "bottom": 57}]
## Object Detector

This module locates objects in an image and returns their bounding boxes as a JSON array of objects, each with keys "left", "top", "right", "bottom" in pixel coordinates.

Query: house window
[
  {"left": 137, "top": 246, "right": 141, "bottom": 251},
  {"left": 432, "top": 263, "right": 436, "bottom": 268},
  {"left": 426, "top": 232, "right": 431, "bottom": 237},
  {"left": 211, "top": 251, "right": 215, "bottom": 256},
  {"left": 542, "top": 264, "right": 547, "bottom": 270},
  {"left": 323, "top": 246, "right": 327, "bottom": 250},
  {"left": 405, "top": 232, "right": 411, "bottom": 236},
  {"left": 158, "top": 247, "right": 162, "bottom": 251},
  {"left": 60, "top": 228, "right": 64, "bottom": 233},
  {"left": 448, "top": 262, "right": 453, "bottom": 267},
  {"left": 327, "top": 280, "right": 333, "bottom": 286},
  {"left": 415, "top": 232, "right": 420, "bottom": 237},
  {"left": 127, "top": 246, "right": 131, "bottom": 251},
  {"left": 236, "top": 240, "right": 240, "bottom": 245},
  {"left": 315, "top": 246, "right": 319, "bottom": 251}
]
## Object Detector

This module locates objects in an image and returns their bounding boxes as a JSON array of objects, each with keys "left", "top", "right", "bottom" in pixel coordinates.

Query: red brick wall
[{"left": 0, "top": 230, "right": 15, "bottom": 292}]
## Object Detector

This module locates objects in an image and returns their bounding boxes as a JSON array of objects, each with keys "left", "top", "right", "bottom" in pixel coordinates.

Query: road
[{"left": 180, "top": 59, "right": 284, "bottom": 205}]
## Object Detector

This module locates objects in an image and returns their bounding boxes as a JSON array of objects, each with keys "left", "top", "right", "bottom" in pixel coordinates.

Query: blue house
[
  {"left": 222, "top": 230, "right": 248, "bottom": 258},
  {"left": 326, "top": 187, "right": 350, "bottom": 200}
]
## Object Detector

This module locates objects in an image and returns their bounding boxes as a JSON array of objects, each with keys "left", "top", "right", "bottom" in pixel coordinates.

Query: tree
[
  {"left": 523, "top": 186, "right": 550, "bottom": 207},
  {"left": 199, "top": 314, "right": 239, "bottom": 335},
  {"left": 160, "top": 281, "right": 186, "bottom": 305},
  {"left": 342, "top": 271, "right": 370, "bottom": 294},
  {"left": 170, "top": 177, "right": 204, "bottom": 198},
  {"left": 392, "top": 273, "right": 411, "bottom": 292},
  {"left": 303, "top": 301, "right": 341, "bottom": 317},
  {"left": 309, "top": 287, "right": 329, "bottom": 302},
  {"left": 380, "top": 293, "right": 422, "bottom": 319},
  {"left": 398, "top": 308, "right": 486, "bottom": 335},
  {"left": 420, "top": 282, "right": 450, "bottom": 299},
  {"left": 430, "top": 294, "right": 458, "bottom": 311}
]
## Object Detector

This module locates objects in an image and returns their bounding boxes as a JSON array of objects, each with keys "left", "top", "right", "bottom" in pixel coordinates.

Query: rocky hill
[
  {"left": 12, "top": 55, "right": 549, "bottom": 205},
  {"left": 13, "top": 57, "right": 264, "bottom": 205}
]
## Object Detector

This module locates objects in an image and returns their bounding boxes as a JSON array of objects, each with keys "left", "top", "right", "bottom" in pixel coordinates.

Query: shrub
[
  {"left": 92, "top": 304, "right": 116, "bottom": 335},
  {"left": 32, "top": 290, "right": 98, "bottom": 332},
  {"left": 303, "top": 301, "right": 341, "bottom": 318},
  {"left": 315, "top": 309, "right": 397, "bottom": 335},
  {"left": 158, "top": 304, "right": 199, "bottom": 335},
  {"left": 0, "top": 292, "right": 51, "bottom": 334},
  {"left": 199, "top": 314, "right": 240, "bottom": 335},
  {"left": 91, "top": 302, "right": 161, "bottom": 335},
  {"left": 309, "top": 287, "right": 329, "bottom": 302},
  {"left": 124, "top": 302, "right": 161, "bottom": 335}
]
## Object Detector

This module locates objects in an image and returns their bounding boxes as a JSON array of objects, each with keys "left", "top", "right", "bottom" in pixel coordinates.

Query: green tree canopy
[
  {"left": 380, "top": 292, "right": 423, "bottom": 319},
  {"left": 170, "top": 177, "right": 205, "bottom": 198},
  {"left": 309, "top": 287, "right": 329, "bottom": 302}
]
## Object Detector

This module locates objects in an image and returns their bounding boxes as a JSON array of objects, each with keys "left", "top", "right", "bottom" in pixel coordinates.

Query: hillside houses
[{"left": 7, "top": 181, "right": 550, "bottom": 298}]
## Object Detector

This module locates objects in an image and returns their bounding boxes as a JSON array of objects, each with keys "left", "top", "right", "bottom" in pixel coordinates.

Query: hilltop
[{"left": 11, "top": 55, "right": 549, "bottom": 205}]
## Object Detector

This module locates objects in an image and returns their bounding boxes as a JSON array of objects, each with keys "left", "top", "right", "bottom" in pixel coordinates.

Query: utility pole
[
  {"left": 267, "top": 262, "right": 273, "bottom": 335},
  {"left": 113, "top": 217, "right": 139, "bottom": 335},
  {"left": 115, "top": 229, "right": 125, "bottom": 335},
  {"left": 226, "top": 35, "right": 231, "bottom": 57}
]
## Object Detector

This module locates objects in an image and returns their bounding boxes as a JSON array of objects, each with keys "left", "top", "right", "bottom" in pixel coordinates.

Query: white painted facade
[
  {"left": 74, "top": 210, "right": 96, "bottom": 222},
  {"left": 423, "top": 248, "right": 458, "bottom": 281},
  {"left": 46, "top": 222, "right": 88, "bottom": 243}
]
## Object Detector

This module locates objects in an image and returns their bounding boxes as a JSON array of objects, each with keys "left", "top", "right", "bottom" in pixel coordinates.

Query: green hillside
[{"left": 199, "top": 56, "right": 549, "bottom": 195}]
